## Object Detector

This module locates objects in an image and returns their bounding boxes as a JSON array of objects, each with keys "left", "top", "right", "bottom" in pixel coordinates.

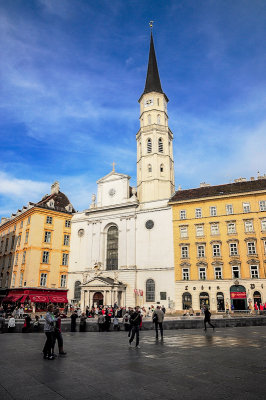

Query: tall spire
[{"left": 142, "top": 32, "right": 163, "bottom": 95}]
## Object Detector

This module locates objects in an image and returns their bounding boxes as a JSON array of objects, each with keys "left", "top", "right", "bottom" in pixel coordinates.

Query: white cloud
[{"left": 0, "top": 172, "right": 49, "bottom": 200}]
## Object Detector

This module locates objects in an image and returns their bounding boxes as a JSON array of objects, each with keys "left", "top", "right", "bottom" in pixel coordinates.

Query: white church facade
[{"left": 68, "top": 33, "right": 176, "bottom": 310}]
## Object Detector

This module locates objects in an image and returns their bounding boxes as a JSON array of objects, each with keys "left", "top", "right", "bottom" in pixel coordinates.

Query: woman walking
[{"left": 43, "top": 304, "right": 56, "bottom": 360}]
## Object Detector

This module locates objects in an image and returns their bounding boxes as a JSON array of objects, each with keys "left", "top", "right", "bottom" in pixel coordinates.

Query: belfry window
[
  {"left": 147, "top": 138, "right": 152, "bottom": 153},
  {"left": 146, "top": 279, "right": 155, "bottom": 302},
  {"left": 106, "top": 226, "right": 118, "bottom": 270},
  {"left": 158, "top": 138, "right": 163, "bottom": 153}
]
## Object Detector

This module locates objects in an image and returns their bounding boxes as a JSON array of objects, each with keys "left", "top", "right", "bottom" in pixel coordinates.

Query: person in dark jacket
[
  {"left": 129, "top": 306, "right": 142, "bottom": 348},
  {"left": 105, "top": 310, "right": 111, "bottom": 332},
  {"left": 70, "top": 310, "right": 78, "bottom": 332},
  {"left": 204, "top": 306, "right": 215, "bottom": 331},
  {"left": 79, "top": 313, "right": 87, "bottom": 332},
  {"left": 53, "top": 309, "right": 66, "bottom": 355}
]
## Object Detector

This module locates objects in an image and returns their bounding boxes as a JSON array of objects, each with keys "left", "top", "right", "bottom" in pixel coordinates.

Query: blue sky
[{"left": 0, "top": 0, "right": 266, "bottom": 218}]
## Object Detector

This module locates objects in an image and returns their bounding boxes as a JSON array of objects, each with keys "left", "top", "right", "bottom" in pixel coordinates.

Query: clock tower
[{"left": 136, "top": 32, "right": 175, "bottom": 203}]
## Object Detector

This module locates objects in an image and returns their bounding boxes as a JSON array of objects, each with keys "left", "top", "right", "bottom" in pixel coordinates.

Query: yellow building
[
  {"left": 169, "top": 177, "right": 266, "bottom": 313},
  {"left": 0, "top": 182, "right": 74, "bottom": 306}
]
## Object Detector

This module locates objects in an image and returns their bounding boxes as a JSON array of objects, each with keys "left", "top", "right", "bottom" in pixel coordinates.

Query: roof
[
  {"left": 36, "top": 191, "right": 75, "bottom": 213},
  {"left": 141, "top": 33, "right": 164, "bottom": 97},
  {"left": 169, "top": 179, "right": 266, "bottom": 203}
]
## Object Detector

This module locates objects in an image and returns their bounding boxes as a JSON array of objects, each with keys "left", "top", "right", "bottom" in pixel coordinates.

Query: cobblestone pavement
[{"left": 1, "top": 326, "right": 266, "bottom": 400}]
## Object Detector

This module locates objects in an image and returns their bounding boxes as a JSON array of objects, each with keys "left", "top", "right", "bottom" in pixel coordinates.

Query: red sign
[{"left": 230, "top": 292, "right": 246, "bottom": 299}]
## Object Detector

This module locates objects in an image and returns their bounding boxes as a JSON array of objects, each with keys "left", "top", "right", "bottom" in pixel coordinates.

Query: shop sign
[{"left": 230, "top": 292, "right": 246, "bottom": 299}]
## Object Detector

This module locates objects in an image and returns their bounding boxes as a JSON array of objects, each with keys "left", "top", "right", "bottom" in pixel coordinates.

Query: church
[{"left": 68, "top": 33, "right": 176, "bottom": 310}]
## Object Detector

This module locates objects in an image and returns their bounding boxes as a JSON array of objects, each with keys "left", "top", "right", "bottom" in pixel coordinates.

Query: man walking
[
  {"left": 129, "top": 306, "right": 141, "bottom": 348},
  {"left": 203, "top": 306, "right": 215, "bottom": 331},
  {"left": 152, "top": 306, "right": 164, "bottom": 339}
]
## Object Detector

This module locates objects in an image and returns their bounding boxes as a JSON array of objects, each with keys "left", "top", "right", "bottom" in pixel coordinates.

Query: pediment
[
  {"left": 81, "top": 275, "right": 125, "bottom": 288},
  {"left": 97, "top": 171, "right": 130, "bottom": 184}
]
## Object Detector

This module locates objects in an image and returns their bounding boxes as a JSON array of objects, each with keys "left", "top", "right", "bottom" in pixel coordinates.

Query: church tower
[{"left": 136, "top": 32, "right": 175, "bottom": 203}]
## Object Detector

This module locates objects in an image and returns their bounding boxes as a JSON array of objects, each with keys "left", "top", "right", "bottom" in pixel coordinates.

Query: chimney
[
  {"left": 51, "top": 181, "right": 60, "bottom": 195},
  {"left": 234, "top": 178, "right": 247, "bottom": 183}
]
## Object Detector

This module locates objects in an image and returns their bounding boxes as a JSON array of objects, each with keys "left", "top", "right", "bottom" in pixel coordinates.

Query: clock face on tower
[
  {"left": 109, "top": 188, "right": 116, "bottom": 197},
  {"left": 144, "top": 98, "right": 153, "bottom": 107}
]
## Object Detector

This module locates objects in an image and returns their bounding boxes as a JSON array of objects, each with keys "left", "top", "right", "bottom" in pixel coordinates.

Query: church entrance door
[{"left": 93, "top": 292, "right": 104, "bottom": 307}]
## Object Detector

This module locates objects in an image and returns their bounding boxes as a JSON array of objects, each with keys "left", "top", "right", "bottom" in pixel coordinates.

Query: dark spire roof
[{"left": 142, "top": 32, "right": 164, "bottom": 96}]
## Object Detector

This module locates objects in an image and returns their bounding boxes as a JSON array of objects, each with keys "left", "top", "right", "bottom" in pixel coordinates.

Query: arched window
[
  {"left": 74, "top": 281, "right": 81, "bottom": 300},
  {"left": 158, "top": 138, "right": 163, "bottom": 153},
  {"left": 199, "top": 292, "right": 209, "bottom": 307},
  {"left": 146, "top": 279, "right": 155, "bottom": 302},
  {"left": 157, "top": 115, "right": 161, "bottom": 124},
  {"left": 106, "top": 225, "right": 118, "bottom": 270},
  {"left": 147, "top": 138, "right": 152, "bottom": 153},
  {"left": 148, "top": 164, "right": 152, "bottom": 173},
  {"left": 148, "top": 114, "right": 151, "bottom": 125},
  {"left": 182, "top": 292, "right": 192, "bottom": 310},
  {"left": 160, "top": 164, "right": 164, "bottom": 173}
]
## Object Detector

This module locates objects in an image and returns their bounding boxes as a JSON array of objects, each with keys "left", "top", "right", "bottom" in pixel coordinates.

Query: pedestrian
[
  {"left": 105, "top": 310, "right": 111, "bottom": 332},
  {"left": 79, "top": 313, "right": 87, "bottom": 332},
  {"left": 123, "top": 311, "right": 130, "bottom": 331},
  {"left": 0, "top": 306, "right": 5, "bottom": 333},
  {"left": 113, "top": 316, "right": 120, "bottom": 331},
  {"left": 70, "top": 310, "right": 78, "bottom": 332},
  {"left": 43, "top": 304, "right": 55, "bottom": 360},
  {"left": 98, "top": 311, "right": 105, "bottom": 332},
  {"left": 129, "top": 306, "right": 142, "bottom": 348},
  {"left": 203, "top": 306, "right": 215, "bottom": 331},
  {"left": 8, "top": 316, "right": 16, "bottom": 332},
  {"left": 53, "top": 309, "right": 67, "bottom": 355},
  {"left": 152, "top": 306, "right": 164, "bottom": 339},
  {"left": 13, "top": 306, "right": 20, "bottom": 319},
  {"left": 162, "top": 305, "right": 166, "bottom": 314},
  {"left": 19, "top": 305, "right": 24, "bottom": 319},
  {"left": 22, "top": 313, "right": 32, "bottom": 332},
  {"left": 33, "top": 315, "right": 41, "bottom": 331}
]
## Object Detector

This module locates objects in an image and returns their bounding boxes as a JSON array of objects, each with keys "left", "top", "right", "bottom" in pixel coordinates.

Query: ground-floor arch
[
  {"left": 182, "top": 292, "right": 192, "bottom": 310},
  {"left": 217, "top": 292, "right": 225, "bottom": 312},
  {"left": 230, "top": 285, "right": 247, "bottom": 310},
  {"left": 93, "top": 292, "right": 104, "bottom": 307}
]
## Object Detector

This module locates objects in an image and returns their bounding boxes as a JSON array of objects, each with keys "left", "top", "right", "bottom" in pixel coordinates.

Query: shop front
[
  {"left": 2, "top": 288, "right": 68, "bottom": 312},
  {"left": 230, "top": 285, "right": 247, "bottom": 310}
]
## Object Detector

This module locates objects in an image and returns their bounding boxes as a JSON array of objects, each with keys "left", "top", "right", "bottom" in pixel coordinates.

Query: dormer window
[
  {"left": 47, "top": 199, "right": 55, "bottom": 208},
  {"left": 65, "top": 204, "right": 73, "bottom": 212}
]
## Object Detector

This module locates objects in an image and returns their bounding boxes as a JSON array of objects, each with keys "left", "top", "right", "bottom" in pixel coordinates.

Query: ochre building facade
[
  {"left": 169, "top": 178, "right": 266, "bottom": 313},
  {"left": 0, "top": 182, "right": 74, "bottom": 304}
]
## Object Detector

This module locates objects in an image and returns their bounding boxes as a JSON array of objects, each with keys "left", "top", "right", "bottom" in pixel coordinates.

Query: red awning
[
  {"left": 29, "top": 294, "right": 49, "bottom": 303},
  {"left": 12, "top": 295, "right": 23, "bottom": 302},
  {"left": 3, "top": 294, "right": 14, "bottom": 302},
  {"left": 20, "top": 295, "right": 28, "bottom": 303},
  {"left": 48, "top": 295, "right": 68, "bottom": 303}
]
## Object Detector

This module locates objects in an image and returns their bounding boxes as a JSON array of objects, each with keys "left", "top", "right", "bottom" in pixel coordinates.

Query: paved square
[{"left": 1, "top": 326, "right": 266, "bottom": 399}]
